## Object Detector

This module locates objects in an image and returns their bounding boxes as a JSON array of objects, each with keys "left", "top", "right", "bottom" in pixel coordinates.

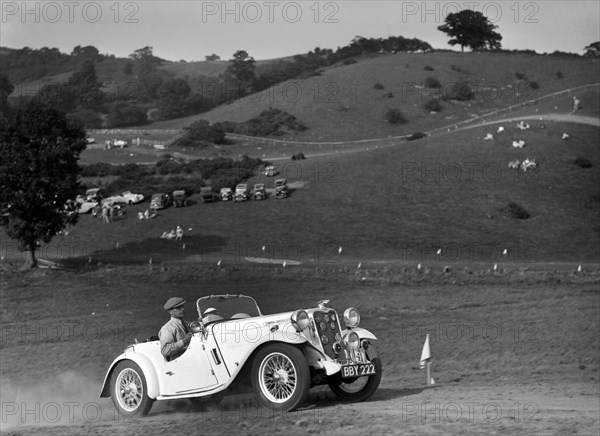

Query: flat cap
[{"left": 164, "top": 297, "right": 186, "bottom": 311}]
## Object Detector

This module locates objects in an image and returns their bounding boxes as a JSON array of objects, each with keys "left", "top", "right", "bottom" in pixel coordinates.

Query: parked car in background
[
  {"left": 201, "top": 192, "right": 220, "bottom": 203},
  {"left": 85, "top": 188, "right": 104, "bottom": 203},
  {"left": 151, "top": 193, "right": 171, "bottom": 210},
  {"left": 76, "top": 195, "right": 98, "bottom": 214},
  {"left": 104, "top": 191, "right": 145, "bottom": 205},
  {"left": 264, "top": 165, "right": 278, "bottom": 177},
  {"left": 234, "top": 184, "right": 251, "bottom": 202},
  {"left": 253, "top": 183, "right": 266, "bottom": 200},
  {"left": 173, "top": 190, "right": 188, "bottom": 207},
  {"left": 274, "top": 178, "right": 288, "bottom": 199},
  {"left": 100, "top": 296, "right": 381, "bottom": 417},
  {"left": 220, "top": 187, "right": 233, "bottom": 201}
]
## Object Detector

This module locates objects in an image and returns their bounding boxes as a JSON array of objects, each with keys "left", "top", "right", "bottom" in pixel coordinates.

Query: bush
[
  {"left": 529, "top": 81, "right": 539, "bottom": 89},
  {"left": 105, "top": 102, "right": 147, "bottom": 127},
  {"left": 217, "top": 109, "right": 307, "bottom": 137},
  {"left": 515, "top": 72, "right": 527, "bottom": 80},
  {"left": 425, "top": 76, "right": 441, "bottom": 88},
  {"left": 575, "top": 157, "right": 593, "bottom": 168},
  {"left": 69, "top": 108, "right": 103, "bottom": 128},
  {"left": 446, "top": 80, "right": 474, "bottom": 101},
  {"left": 556, "top": 71, "right": 564, "bottom": 79},
  {"left": 373, "top": 83, "right": 385, "bottom": 90},
  {"left": 423, "top": 99, "right": 442, "bottom": 112},
  {"left": 291, "top": 152, "right": 306, "bottom": 160},
  {"left": 424, "top": 65, "right": 434, "bottom": 71},
  {"left": 383, "top": 92, "right": 394, "bottom": 99},
  {"left": 342, "top": 58, "right": 357, "bottom": 65},
  {"left": 80, "top": 162, "right": 114, "bottom": 178},
  {"left": 407, "top": 132, "right": 428, "bottom": 141},
  {"left": 451, "top": 65, "right": 468, "bottom": 74},
  {"left": 501, "top": 202, "right": 530, "bottom": 220},
  {"left": 181, "top": 119, "right": 226, "bottom": 145},
  {"left": 384, "top": 108, "right": 408, "bottom": 124}
]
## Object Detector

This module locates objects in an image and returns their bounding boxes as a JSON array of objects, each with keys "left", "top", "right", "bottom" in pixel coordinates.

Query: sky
[{"left": 1, "top": 1, "right": 599, "bottom": 61}]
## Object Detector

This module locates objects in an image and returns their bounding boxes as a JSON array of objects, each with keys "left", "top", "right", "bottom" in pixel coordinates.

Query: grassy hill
[{"left": 146, "top": 52, "right": 599, "bottom": 141}]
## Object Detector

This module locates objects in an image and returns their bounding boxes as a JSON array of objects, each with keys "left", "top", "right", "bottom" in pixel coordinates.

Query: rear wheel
[
  {"left": 251, "top": 344, "right": 310, "bottom": 412},
  {"left": 328, "top": 348, "right": 382, "bottom": 402},
  {"left": 110, "top": 361, "right": 154, "bottom": 417}
]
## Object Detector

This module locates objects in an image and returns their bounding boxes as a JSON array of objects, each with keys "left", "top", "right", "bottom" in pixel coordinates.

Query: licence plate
[{"left": 341, "top": 363, "right": 376, "bottom": 378}]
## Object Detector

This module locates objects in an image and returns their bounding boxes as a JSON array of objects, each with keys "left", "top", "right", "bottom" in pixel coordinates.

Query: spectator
[{"left": 101, "top": 206, "right": 109, "bottom": 224}]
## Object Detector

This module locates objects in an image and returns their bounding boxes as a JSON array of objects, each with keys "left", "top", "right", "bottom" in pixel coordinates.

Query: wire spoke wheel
[
  {"left": 116, "top": 368, "right": 144, "bottom": 411},
  {"left": 252, "top": 344, "right": 310, "bottom": 411},
  {"left": 110, "top": 361, "right": 154, "bottom": 417},
  {"left": 259, "top": 353, "right": 298, "bottom": 403}
]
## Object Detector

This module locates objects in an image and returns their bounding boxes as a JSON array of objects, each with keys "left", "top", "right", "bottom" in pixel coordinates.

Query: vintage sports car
[
  {"left": 220, "top": 187, "right": 233, "bottom": 201},
  {"left": 234, "top": 184, "right": 251, "bottom": 202},
  {"left": 100, "top": 295, "right": 381, "bottom": 417},
  {"left": 105, "top": 191, "right": 145, "bottom": 205},
  {"left": 253, "top": 183, "right": 267, "bottom": 200}
]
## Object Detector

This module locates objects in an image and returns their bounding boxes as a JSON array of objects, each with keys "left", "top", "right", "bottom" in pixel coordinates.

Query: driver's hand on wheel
[{"left": 183, "top": 332, "right": 193, "bottom": 344}]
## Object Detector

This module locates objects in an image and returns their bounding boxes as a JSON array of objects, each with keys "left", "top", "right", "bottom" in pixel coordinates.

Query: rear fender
[{"left": 99, "top": 354, "right": 160, "bottom": 399}]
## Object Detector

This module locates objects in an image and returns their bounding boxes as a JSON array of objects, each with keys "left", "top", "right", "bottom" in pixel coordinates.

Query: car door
[{"left": 159, "top": 335, "right": 219, "bottom": 396}]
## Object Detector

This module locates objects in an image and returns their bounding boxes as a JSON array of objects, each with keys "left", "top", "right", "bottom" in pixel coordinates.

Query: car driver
[{"left": 158, "top": 297, "right": 193, "bottom": 361}]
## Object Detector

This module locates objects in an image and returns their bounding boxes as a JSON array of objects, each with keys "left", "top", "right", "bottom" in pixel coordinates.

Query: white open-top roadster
[{"left": 100, "top": 295, "right": 382, "bottom": 416}]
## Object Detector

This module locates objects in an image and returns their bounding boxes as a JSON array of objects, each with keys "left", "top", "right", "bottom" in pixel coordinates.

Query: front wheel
[
  {"left": 110, "top": 361, "right": 154, "bottom": 417},
  {"left": 328, "top": 351, "right": 382, "bottom": 402},
  {"left": 251, "top": 343, "right": 310, "bottom": 412}
]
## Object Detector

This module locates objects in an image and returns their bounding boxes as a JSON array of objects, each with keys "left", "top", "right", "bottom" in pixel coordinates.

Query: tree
[
  {"left": 0, "top": 74, "right": 14, "bottom": 116},
  {"left": 67, "top": 60, "right": 103, "bottom": 109},
  {"left": 225, "top": 50, "right": 256, "bottom": 95},
  {"left": 205, "top": 54, "right": 221, "bottom": 61},
  {"left": 0, "top": 101, "right": 86, "bottom": 267},
  {"left": 157, "top": 78, "right": 191, "bottom": 119},
  {"left": 438, "top": 10, "right": 502, "bottom": 52},
  {"left": 71, "top": 45, "right": 100, "bottom": 62},
  {"left": 584, "top": 41, "right": 600, "bottom": 58},
  {"left": 129, "top": 46, "right": 163, "bottom": 101}
]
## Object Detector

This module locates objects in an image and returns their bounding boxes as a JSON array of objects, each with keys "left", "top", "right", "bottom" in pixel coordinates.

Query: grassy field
[{"left": 3, "top": 102, "right": 598, "bottom": 269}]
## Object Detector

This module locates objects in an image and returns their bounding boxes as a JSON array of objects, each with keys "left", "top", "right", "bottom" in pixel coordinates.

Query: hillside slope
[{"left": 149, "top": 52, "right": 599, "bottom": 141}]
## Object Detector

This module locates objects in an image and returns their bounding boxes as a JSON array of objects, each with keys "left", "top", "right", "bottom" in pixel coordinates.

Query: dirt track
[{"left": 1, "top": 264, "right": 598, "bottom": 435}]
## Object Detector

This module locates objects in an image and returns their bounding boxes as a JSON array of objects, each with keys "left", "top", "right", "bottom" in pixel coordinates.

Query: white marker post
[{"left": 419, "top": 334, "right": 434, "bottom": 386}]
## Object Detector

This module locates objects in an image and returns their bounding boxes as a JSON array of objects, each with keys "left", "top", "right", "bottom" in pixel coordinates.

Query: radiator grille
[{"left": 313, "top": 309, "right": 342, "bottom": 359}]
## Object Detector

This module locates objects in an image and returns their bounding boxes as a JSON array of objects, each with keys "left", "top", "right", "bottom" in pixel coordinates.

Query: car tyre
[
  {"left": 328, "top": 348, "right": 382, "bottom": 403},
  {"left": 251, "top": 343, "right": 310, "bottom": 412},
  {"left": 110, "top": 360, "right": 154, "bottom": 417}
]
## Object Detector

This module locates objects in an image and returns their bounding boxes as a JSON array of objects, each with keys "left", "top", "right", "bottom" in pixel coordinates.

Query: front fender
[
  {"left": 99, "top": 352, "right": 160, "bottom": 399},
  {"left": 342, "top": 326, "right": 378, "bottom": 342}
]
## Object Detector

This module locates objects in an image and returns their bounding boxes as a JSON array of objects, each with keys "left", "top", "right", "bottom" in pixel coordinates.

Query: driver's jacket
[{"left": 158, "top": 317, "right": 191, "bottom": 361}]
